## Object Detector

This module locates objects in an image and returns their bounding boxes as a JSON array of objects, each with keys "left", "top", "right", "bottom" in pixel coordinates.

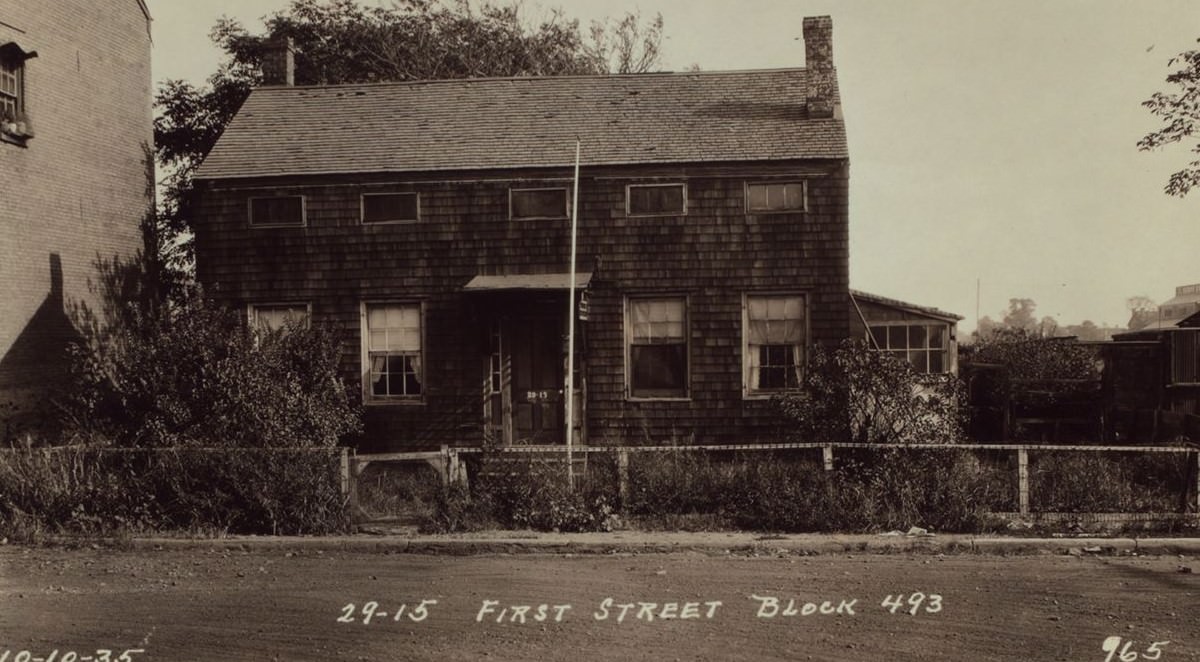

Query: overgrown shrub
[
  {"left": 625, "top": 451, "right": 746, "bottom": 517},
  {"left": 774, "top": 340, "right": 966, "bottom": 444},
  {"left": 422, "top": 446, "right": 1187, "bottom": 534},
  {"left": 1031, "top": 452, "right": 1182, "bottom": 513},
  {"left": 424, "top": 452, "right": 617, "bottom": 533},
  {"left": 0, "top": 447, "right": 349, "bottom": 540},
  {"left": 358, "top": 461, "right": 443, "bottom": 521},
  {"left": 479, "top": 455, "right": 615, "bottom": 532},
  {"left": 625, "top": 448, "right": 1010, "bottom": 533},
  {"left": 64, "top": 295, "right": 360, "bottom": 448}
]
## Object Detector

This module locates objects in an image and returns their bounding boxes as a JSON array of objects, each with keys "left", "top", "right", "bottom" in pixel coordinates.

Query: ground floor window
[
  {"left": 249, "top": 303, "right": 310, "bottom": 332},
  {"left": 363, "top": 302, "right": 423, "bottom": 401},
  {"left": 868, "top": 323, "right": 949, "bottom": 374},
  {"left": 628, "top": 297, "right": 688, "bottom": 398},
  {"left": 745, "top": 294, "right": 806, "bottom": 395}
]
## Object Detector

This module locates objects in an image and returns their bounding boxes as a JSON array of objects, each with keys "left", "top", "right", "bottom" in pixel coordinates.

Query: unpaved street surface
[{"left": 1, "top": 546, "right": 1197, "bottom": 661}]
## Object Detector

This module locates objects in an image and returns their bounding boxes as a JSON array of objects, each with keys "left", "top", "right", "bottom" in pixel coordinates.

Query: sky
[{"left": 144, "top": 0, "right": 1200, "bottom": 333}]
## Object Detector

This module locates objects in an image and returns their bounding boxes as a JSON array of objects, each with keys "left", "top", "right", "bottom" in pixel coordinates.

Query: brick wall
[
  {"left": 195, "top": 160, "right": 850, "bottom": 450},
  {"left": 0, "top": 1, "right": 153, "bottom": 431}
]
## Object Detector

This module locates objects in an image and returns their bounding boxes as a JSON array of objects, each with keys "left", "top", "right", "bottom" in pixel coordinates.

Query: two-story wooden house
[{"left": 193, "top": 16, "right": 850, "bottom": 452}]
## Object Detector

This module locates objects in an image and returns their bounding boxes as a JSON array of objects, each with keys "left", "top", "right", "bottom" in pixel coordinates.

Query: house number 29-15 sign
[{"left": 525, "top": 390, "right": 551, "bottom": 402}]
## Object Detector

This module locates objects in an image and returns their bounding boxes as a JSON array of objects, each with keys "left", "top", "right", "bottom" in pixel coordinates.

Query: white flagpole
[{"left": 565, "top": 140, "right": 581, "bottom": 491}]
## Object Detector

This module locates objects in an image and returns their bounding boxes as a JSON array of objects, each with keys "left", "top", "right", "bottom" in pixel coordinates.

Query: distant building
[
  {"left": 1130, "top": 283, "right": 1200, "bottom": 331},
  {"left": 0, "top": 1, "right": 153, "bottom": 436},
  {"left": 1109, "top": 315, "right": 1200, "bottom": 418}
]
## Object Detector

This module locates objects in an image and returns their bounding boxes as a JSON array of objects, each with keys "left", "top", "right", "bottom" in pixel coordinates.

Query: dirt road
[{"left": 0, "top": 546, "right": 1196, "bottom": 661}]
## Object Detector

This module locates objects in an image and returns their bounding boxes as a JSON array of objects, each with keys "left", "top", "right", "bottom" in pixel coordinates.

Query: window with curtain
[
  {"left": 249, "top": 303, "right": 310, "bottom": 332},
  {"left": 628, "top": 297, "right": 688, "bottom": 398},
  {"left": 746, "top": 295, "right": 805, "bottom": 394},
  {"left": 364, "top": 303, "right": 423, "bottom": 400}
]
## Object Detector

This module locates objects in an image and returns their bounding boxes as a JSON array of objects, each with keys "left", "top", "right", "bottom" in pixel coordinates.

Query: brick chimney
[
  {"left": 260, "top": 36, "right": 295, "bottom": 86},
  {"left": 802, "top": 16, "right": 836, "bottom": 119}
]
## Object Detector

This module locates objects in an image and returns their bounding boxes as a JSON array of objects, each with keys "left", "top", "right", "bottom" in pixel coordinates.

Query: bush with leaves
[
  {"left": 0, "top": 447, "right": 348, "bottom": 540},
  {"left": 774, "top": 340, "right": 966, "bottom": 445},
  {"left": 424, "top": 452, "right": 617, "bottom": 533},
  {"left": 64, "top": 294, "right": 360, "bottom": 449}
]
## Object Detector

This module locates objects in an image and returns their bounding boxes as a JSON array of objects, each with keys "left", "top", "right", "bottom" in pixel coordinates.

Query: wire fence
[{"left": 353, "top": 441, "right": 1200, "bottom": 520}]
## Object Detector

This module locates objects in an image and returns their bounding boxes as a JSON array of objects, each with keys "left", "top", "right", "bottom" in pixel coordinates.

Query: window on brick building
[
  {"left": 0, "top": 42, "right": 35, "bottom": 144},
  {"left": 362, "top": 302, "right": 424, "bottom": 401},
  {"left": 744, "top": 294, "right": 806, "bottom": 395}
]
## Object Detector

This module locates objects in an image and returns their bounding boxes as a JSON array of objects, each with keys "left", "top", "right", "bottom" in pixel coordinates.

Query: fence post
[
  {"left": 1195, "top": 451, "right": 1200, "bottom": 513},
  {"left": 617, "top": 449, "right": 630, "bottom": 505},
  {"left": 440, "top": 445, "right": 452, "bottom": 486},
  {"left": 1017, "top": 448, "right": 1030, "bottom": 516},
  {"left": 822, "top": 445, "right": 834, "bottom": 471},
  {"left": 448, "top": 449, "right": 468, "bottom": 487},
  {"left": 340, "top": 446, "right": 359, "bottom": 518}
]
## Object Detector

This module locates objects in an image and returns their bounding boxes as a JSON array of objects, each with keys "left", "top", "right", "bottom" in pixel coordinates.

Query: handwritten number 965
[{"left": 1103, "top": 636, "right": 1170, "bottom": 662}]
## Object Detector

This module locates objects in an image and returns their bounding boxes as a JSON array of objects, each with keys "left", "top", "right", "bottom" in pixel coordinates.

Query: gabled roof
[
  {"left": 194, "top": 68, "right": 847, "bottom": 181},
  {"left": 850, "top": 290, "right": 964, "bottom": 323}
]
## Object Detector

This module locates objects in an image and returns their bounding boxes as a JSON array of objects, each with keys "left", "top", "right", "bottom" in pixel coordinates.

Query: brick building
[
  {"left": 193, "top": 17, "right": 850, "bottom": 451},
  {"left": 0, "top": 1, "right": 153, "bottom": 435}
]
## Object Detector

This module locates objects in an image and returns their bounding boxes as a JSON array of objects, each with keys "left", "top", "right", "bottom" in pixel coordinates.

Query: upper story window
[
  {"left": 0, "top": 42, "right": 35, "bottom": 144},
  {"left": 868, "top": 323, "right": 950, "bottom": 374},
  {"left": 249, "top": 195, "right": 305, "bottom": 227},
  {"left": 510, "top": 188, "right": 568, "bottom": 220},
  {"left": 249, "top": 303, "right": 310, "bottom": 332},
  {"left": 745, "top": 294, "right": 806, "bottom": 395},
  {"left": 746, "top": 182, "right": 806, "bottom": 212},
  {"left": 627, "top": 183, "right": 686, "bottom": 216},
  {"left": 362, "top": 192, "right": 419, "bottom": 224},
  {"left": 627, "top": 296, "right": 689, "bottom": 399}
]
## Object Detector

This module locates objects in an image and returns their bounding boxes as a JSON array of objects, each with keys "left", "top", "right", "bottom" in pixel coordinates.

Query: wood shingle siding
[{"left": 196, "top": 162, "right": 849, "bottom": 450}]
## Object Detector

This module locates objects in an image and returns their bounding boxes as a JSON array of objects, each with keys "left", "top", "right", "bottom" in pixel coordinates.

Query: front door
[{"left": 509, "top": 317, "right": 564, "bottom": 444}]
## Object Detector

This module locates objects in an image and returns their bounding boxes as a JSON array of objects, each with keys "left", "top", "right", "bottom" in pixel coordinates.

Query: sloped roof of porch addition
[
  {"left": 464, "top": 272, "right": 592, "bottom": 292},
  {"left": 193, "top": 68, "right": 847, "bottom": 180},
  {"left": 851, "top": 289, "right": 963, "bottom": 323}
]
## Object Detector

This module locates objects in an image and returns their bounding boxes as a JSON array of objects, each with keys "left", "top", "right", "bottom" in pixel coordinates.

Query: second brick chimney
[
  {"left": 260, "top": 35, "right": 295, "bottom": 86},
  {"left": 802, "top": 16, "right": 836, "bottom": 119}
]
